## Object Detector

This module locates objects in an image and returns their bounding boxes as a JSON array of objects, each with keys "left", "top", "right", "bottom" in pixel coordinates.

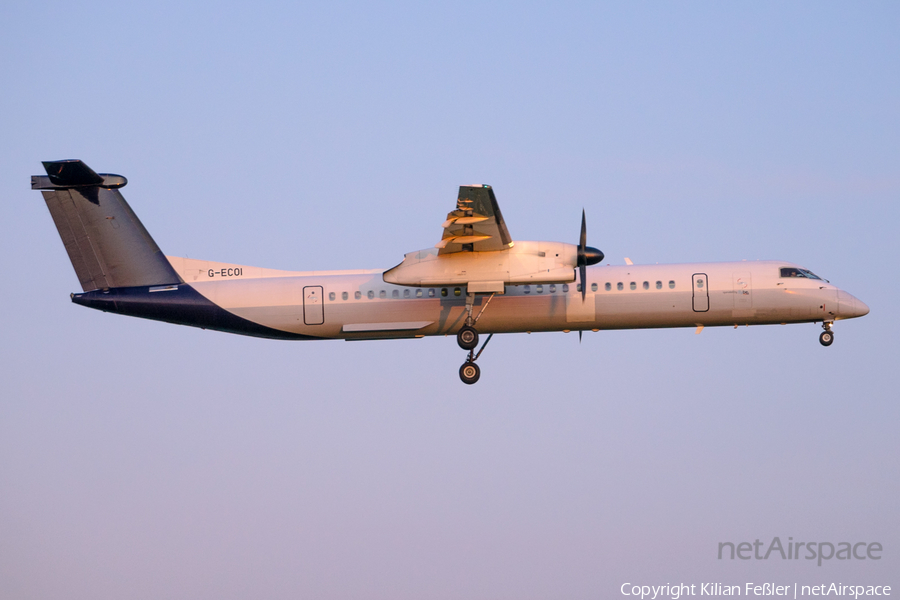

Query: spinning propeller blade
[{"left": 576, "top": 209, "right": 604, "bottom": 301}]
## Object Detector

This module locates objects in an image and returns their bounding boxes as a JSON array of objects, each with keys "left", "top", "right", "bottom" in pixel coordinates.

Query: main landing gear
[
  {"left": 459, "top": 360, "right": 481, "bottom": 385},
  {"left": 819, "top": 321, "right": 834, "bottom": 347},
  {"left": 457, "top": 292, "right": 495, "bottom": 384},
  {"left": 457, "top": 325, "right": 478, "bottom": 350}
]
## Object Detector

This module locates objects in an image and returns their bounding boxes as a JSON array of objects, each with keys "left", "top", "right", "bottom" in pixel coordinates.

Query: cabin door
[
  {"left": 303, "top": 286, "right": 324, "bottom": 325},
  {"left": 692, "top": 273, "right": 709, "bottom": 312}
]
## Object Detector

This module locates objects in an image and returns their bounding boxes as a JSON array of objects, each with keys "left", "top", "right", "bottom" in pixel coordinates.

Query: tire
[
  {"left": 819, "top": 331, "right": 834, "bottom": 347},
  {"left": 459, "top": 361, "right": 481, "bottom": 385},
  {"left": 457, "top": 325, "right": 479, "bottom": 350}
]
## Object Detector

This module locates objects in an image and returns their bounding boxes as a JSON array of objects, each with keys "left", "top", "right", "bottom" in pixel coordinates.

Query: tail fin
[{"left": 33, "top": 160, "right": 181, "bottom": 291}]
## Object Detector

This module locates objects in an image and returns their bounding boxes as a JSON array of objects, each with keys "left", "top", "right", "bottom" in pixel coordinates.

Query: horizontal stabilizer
[
  {"left": 33, "top": 160, "right": 128, "bottom": 193},
  {"left": 43, "top": 159, "right": 104, "bottom": 186}
]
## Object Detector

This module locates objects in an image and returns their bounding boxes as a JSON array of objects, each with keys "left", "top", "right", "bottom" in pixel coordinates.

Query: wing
[{"left": 436, "top": 185, "right": 513, "bottom": 254}]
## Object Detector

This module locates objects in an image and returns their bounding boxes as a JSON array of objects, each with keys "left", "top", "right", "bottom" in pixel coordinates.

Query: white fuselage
[{"left": 163, "top": 256, "right": 868, "bottom": 340}]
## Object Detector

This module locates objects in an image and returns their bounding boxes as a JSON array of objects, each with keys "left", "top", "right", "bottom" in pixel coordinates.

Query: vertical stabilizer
[{"left": 33, "top": 160, "right": 181, "bottom": 291}]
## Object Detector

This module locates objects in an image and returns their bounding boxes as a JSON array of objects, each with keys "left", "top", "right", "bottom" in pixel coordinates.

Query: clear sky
[{"left": 1, "top": 2, "right": 898, "bottom": 598}]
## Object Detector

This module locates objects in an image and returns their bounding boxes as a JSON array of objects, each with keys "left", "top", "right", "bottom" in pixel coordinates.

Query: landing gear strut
[
  {"left": 457, "top": 292, "right": 495, "bottom": 384},
  {"left": 819, "top": 321, "right": 834, "bottom": 347}
]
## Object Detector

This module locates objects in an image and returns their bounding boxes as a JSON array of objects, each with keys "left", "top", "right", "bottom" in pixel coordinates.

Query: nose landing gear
[{"left": 819, "top": 321, "right": 834, "bottom": 347}]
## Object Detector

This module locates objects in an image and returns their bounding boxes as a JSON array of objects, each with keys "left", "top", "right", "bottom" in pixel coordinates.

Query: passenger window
[
  {"left": 379, "top": 290, "right": 386, "bottom": 298},
  {"left": 441, "top": 288, "right": 448, "bottom": 297},
  {"left": 605, "top": 282, "right": 611, "bottom": 291},
  {"left": 696, "top": 279, "right": 704, "bottom": 288},
  {"left": 656, "top": 281, "right": 662, "bottom": 289},
  {"left": 392, "top": 290, "right": 399, "bottom": 298},
  {"left": 669, "top": 280, "right": 675, "bottom": 289},
  {"left": 536, "top": 285, "right": 543, "bottom": 294},
  {"left": 576, "top": 283, "right": 582, "bottom": 292},
  {"left": 328, "top": 292, "right": 335, "bottom": 301},
  {"left": 524, "top": 285, "right": 531, "bottom": 294},
  {"left": 403, "top": 289, "right": 410, "bottom": 298},
  {"left": 454, "top": 287, "right": 461, "bottom": 296},
  {"left": 342, "top": 291, "right": 348, "bottom": 301},
  {"left": 562, "top": 284, "right": 569, "bottom": 293},
  {"left": 549, "top": 284, "right": 556, "bottom": 293},
  {"left": 355, "top": 291, "right": 361, "bottom": 300},
  {"left": 617, "top": 282, "right": 623, "bottom": 291},
  {"left": 630, "top": 282, "right": 636, "bottom": 290},
  {"left": 367, "top": 290, "right": 374, "bottom": 299},
  {"left": 643, "top": 281, "right": 649, "bottom": 290},
  {"left": 591, "top": 283, "right": 598, "bottom": 292},
  {"left": 416, "top": 289, "right": 423, "bottom": 298},
  {"left": 428, "top": 289, "right": 435, "bottom": 297}
]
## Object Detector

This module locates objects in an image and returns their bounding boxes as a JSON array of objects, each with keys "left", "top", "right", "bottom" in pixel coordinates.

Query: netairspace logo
[
  {"left": 620, "top": 582, "right": 892, "bottom": 599},
  {"left": 718, "top": 537, "right": 882, "bottom": 567}
]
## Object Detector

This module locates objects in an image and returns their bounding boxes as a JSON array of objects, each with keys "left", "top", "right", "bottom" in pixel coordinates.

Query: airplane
[{"left": 33, "top": 159, "right": 869, "bottom": 384}]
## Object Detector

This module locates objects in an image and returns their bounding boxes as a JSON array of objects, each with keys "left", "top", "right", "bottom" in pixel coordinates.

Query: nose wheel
[{"left": 819, "top": 322, "right": 834, "bottom": 347}]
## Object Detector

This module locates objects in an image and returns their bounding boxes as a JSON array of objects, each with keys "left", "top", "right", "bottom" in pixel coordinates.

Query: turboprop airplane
[{"left": 34, "top": 159, "right": 869, "bottom": 384}]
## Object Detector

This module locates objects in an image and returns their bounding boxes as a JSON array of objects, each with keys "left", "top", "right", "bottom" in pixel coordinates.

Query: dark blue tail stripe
[{"left": 72, "top": 285, "right": 318, "bottom": 340}]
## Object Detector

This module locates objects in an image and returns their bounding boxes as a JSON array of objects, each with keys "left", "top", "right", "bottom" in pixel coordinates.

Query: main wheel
[
  {"left": 819, "top": 331, "right": 834, "bottom": 346},
  {"left": 459, "top": 361, "right": 481, "bottom": 385},
  {"left": 457, "top": 325, "right": 479, "bottom": 350}
]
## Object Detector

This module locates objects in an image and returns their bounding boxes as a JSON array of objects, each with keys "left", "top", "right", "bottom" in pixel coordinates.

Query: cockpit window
[{"left": 780, "top": 267, "right": 822, "bottom": 280}]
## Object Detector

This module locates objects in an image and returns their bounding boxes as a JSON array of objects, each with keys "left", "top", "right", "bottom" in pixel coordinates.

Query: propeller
[{"left": 577, "top": 209, "right": 604, "bottom": 301}]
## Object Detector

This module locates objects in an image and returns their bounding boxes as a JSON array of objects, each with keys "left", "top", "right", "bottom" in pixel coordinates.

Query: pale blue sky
[{"left": 1, "top": 2, "right": 898, "bottom": 598}]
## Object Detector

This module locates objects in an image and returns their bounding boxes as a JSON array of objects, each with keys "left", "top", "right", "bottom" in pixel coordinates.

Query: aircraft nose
[{"left": 837, "top": 290, "right": 870, "bottom": 319}]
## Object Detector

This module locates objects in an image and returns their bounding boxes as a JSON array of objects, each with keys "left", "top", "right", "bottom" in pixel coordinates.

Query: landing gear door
[
  {"left": 692, "top": 273, "right": 709, "bottom": 312},
  {"left": 303, "top": 286, "right": 324, "bottom": 325}
]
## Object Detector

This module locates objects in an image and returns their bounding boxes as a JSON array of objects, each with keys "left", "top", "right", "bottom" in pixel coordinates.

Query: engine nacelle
[{"left": 383, "top": 241, "right": 578, "bottom": 292}]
